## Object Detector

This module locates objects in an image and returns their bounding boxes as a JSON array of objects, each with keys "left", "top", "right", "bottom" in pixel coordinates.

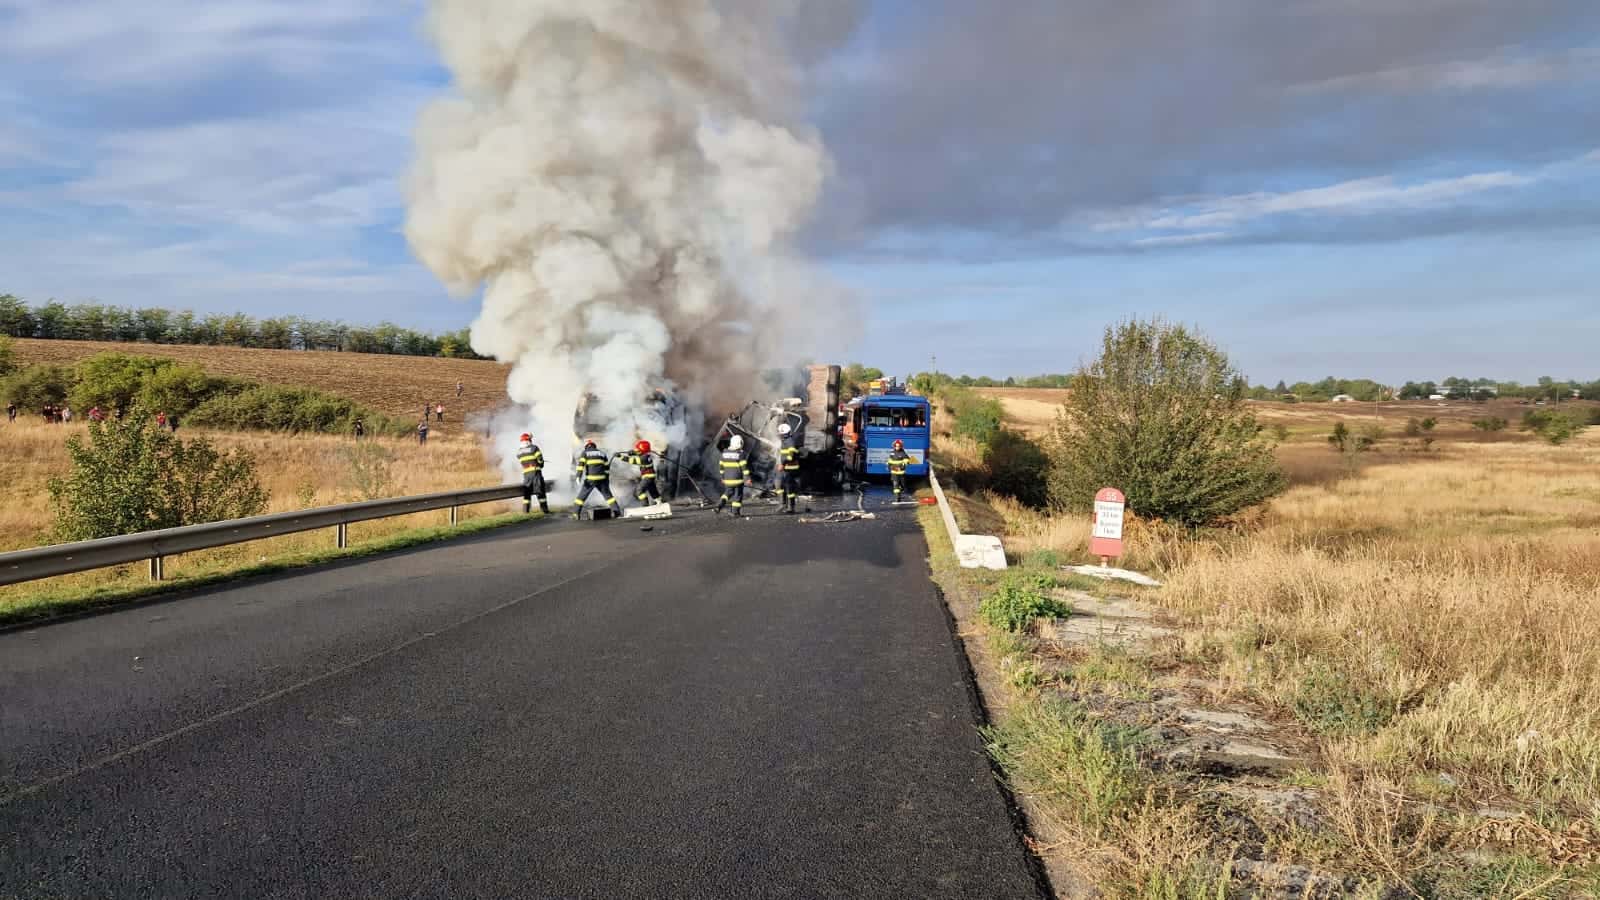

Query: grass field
[
  {"left": 977, "top": 386, "right": 1597, "bottom": 441},
  {"left": 10, "top": 338, "right": 512, "bottom": 423},
  {"left": 940, "top": 388, "right": 1600, "bottom": 894},
  {"left": 0, "top": 416, "right": 514, "bottom": 616}
]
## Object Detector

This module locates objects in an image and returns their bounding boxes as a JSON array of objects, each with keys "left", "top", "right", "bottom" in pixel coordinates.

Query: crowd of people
[{"left": 1, "top": 402, "right": 181, "bottom": 430}]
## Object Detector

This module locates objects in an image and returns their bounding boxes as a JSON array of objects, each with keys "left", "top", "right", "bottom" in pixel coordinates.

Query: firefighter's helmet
[
  {"left": 635, "top": 439, "right": 651, "bottom": 454},
  {"left": 519, "top": 433, "right": 531, "bottom": 442},
  {"left": 893, "top": 439, "right": 905, "bottom": 449},
  {"left": 778, "top": 423, "right": 792, "bottom": 436},
  {"left": 729, "top": 435, "right": 744, "bottom": 451},
  {"left": 584, "top": 439, "right": 597, "bottom": 450}
]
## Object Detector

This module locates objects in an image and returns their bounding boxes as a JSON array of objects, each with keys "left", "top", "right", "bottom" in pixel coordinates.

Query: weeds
[{"left": 977, "top": 571, "right": 1071, "bottom": 632}]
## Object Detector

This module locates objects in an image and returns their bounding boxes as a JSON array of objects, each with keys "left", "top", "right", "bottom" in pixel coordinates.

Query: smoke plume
[{"left": 405, "top": 0, "right": 845, "bottom": 488}]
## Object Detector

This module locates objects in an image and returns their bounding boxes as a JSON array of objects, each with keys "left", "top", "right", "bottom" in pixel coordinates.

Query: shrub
[
  {"left": 984, "top": 428, "right": 1049, "bottom": 507},
  {"left": 48, "top": 412, "right": 268, "bottom": 541},
  {"left": 0, "top": 334, "right": 13, "bottom": 376},
  {"left": 341, "top": 442, "right": 396, "bottom": 500},
  {"left": 1, "top": 364, "right": 72, "bottom": 412},
  {"left": 978, "top": 572, "right": 1071, "bottom": 632},
  {"left": 1291, "top": 664, "right": 1398, "bottom": 737},
  {"left": 1471, "top": 417, "right": 1507, "bottom": 432},
  {"left": 69, "top": 353, "right": 172, "bottom": 416},
  {"left": 1522, "top": 409, "right": 1587, "bottom": 445},
  {"left": 187, "top": 385, "right": 403, "bottom": 436},
  {"left": 1045, "top": 319, "right": 1285, "bottom": 527},
  {"left": 1328, "top": 422, "right": 1350, "bottom": 452},
  {"left": 1590, "top": 408, "right": 1600, "bottom": 427},
  {"left": 137, "top": 362, "right": 223, "bottom": 416},
  {"left": 944, "top": 387, "right": 1004, "bottom": 445}
]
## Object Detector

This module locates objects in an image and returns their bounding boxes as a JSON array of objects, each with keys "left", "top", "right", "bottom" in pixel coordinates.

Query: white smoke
[{"left": 405, "top": 0, "right": 850, "bottom": 491}]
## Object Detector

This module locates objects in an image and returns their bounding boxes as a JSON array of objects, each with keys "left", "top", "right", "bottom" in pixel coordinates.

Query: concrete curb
[{"left": 928, "top": 466, "right": 1008, "bottom": 570}]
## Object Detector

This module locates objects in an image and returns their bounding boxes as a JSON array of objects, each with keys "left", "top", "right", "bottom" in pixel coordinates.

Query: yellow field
[
  {"left": 0, "top": 417, "right": 510, "bottom": 607},
  {"left": 10, "top": 338, "right": 511, "bottom": 423},
  {"left": 944, "top": 389, "right": 1600, "bottom": 890}
]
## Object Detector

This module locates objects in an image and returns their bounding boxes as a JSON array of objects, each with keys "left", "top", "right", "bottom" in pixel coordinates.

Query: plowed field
[{"left": 11, "top": 338, "right": 512, "bottom": 422}]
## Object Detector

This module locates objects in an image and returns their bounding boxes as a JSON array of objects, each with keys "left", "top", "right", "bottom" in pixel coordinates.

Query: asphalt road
[{"left": 0, "top": 494, "right": 1043, "bottom": 900}]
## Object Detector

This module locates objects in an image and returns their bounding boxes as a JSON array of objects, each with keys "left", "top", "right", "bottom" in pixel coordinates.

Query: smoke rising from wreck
[{"left": 405, "top": 0, "right": 846, "bottom": 486}]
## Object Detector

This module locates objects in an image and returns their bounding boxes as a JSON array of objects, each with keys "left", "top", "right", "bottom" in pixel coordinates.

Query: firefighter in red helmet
[
  {"left": 887, "top": 438, "right": 913, "bottom": 504},
  {"left": 515, "top": 433, "right": 549, "bottom": 514},
  {"left": 619, "top": 439, "right": 661, "bottom": 504}
]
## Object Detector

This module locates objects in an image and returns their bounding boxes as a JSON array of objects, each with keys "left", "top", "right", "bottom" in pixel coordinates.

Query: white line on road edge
[{"left": 927, "top": 466, "right": 1008, "bottom": 571}]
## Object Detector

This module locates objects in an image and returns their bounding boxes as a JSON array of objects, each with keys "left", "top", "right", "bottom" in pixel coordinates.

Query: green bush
[
  {"left": 1522, "top": 409, "right": 1587, "bottom": 445},
  {"left": 946, "top": 387, "right": 1004, "bottom": 445},
  {"left": 1290, "top": 664, "right": 1398, "bottom": 737},
  {"left": 978, "top": 572, "right": 1071, "bottom": 632},
  {"left": 1046, "top": 319, "right": 1285, "bottom": 527},
  {"left": 187, "top": 385, "right": 404, "bottom": 436},
  {"left": 0, "top": 334, "right": 13, "bottom": 376},
  {"left": 1471, "top": 417, "right": 1508, "bottom": 432},
  {"left": 2, "top": 364, "right": 72, "bottom": 412},
  {"left": 48, "top": 412, "right": 268, "bottom": 541},
  {"left": 137, "top": 362, "right": 222, "bottom": 416},
  {"left": 1589, "top": 408, "right": 1600, "bottom": 427},
  {"left": 984, "top": 428, "right": 1049, "bottom": 507},
  {"left": 69, "top": 353, "right": 172, "bottom": 415}
]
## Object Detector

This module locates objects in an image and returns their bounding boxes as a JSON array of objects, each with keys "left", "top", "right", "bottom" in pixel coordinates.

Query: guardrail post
[
  {"left": 336, "top": 523, "right": 349, "bottom": 549},
  {"left": 148, "top": 555, "right": 164, "bottom": 581},
  {"left": 449, "top": 505, "right": 459, "bottom": 527}
]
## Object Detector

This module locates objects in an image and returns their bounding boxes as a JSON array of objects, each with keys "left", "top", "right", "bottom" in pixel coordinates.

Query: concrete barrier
[{"left": 927, "top": 466, "right": 1008, "bottom": 570}]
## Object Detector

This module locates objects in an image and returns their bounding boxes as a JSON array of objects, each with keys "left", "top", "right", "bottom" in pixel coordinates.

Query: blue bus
[{"left": 842, "top": 381, "right": 932, "bottom": 478}]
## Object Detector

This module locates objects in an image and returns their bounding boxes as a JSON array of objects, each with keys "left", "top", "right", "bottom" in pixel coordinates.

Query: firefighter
[
  {"left": 516, "top": 433, "right": 549, "bottom": 515},
  {"left": 571, "top": 439, "right": 618, "bottom": 519},
  {"left": 777, "top": 422, "right": 801, "bottom": 514},
  {"left": 620, "top": 439, "right": 661, "bottom": 504},
  {"left": 715, "top": 434, "right": 752, "bottom": 517},
  {"left": 887, "top": 438, "right": 913, "bottom": 503}
]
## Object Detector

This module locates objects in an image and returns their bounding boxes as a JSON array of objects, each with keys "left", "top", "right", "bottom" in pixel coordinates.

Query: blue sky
[{"left": 1, "top": 0, "right": 1597, "bottom": 384}]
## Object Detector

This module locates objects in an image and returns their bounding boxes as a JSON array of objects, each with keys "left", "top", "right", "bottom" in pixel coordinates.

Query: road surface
[{"left": 0, "top": 496, "right": 1043, "bottom": 899}]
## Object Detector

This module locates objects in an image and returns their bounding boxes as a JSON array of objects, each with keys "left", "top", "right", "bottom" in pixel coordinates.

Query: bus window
[{"left": 868, "top": 406, "right": 926, "bottom": 428}]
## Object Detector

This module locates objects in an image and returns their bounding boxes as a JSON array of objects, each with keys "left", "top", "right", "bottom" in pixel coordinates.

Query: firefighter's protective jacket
[
  {"left": 517, "top": 442, "right": 544, "bottom": 474},
  {"left": 887, "top": 448, "right": 912, "bottom": 476},
  {"left": 577, "top": 447, "right": 611, "bottom": 483},
  {"left": 780, "top": 436, "right": 801, "bottom": 472},
  {"left": 719, "top": 449, "right": 750, "bottom": 486},
  {"left": 627, "top": 451, "right": 657, "bottom": 481}
]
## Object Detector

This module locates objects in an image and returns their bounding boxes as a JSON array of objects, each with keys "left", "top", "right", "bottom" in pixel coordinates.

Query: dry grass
[
  {"left": 0, "top": 417, "right": 507, "bottom": 606},
  {"left": 956, "top": 398, "right": 1600, "bottom": 891},
  {"left": 1165, "top": 436, "right": 1600, "bottom": 815},
  {"left": 10, "top": 337, "right": 511, "bottom": 422}
]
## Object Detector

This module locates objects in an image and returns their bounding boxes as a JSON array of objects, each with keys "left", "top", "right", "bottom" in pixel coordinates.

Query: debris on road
[{"left": 799, "top": 511, "right": 877, "bottom": 524}]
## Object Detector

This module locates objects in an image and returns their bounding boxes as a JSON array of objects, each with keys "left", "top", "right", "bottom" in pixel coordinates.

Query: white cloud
[
  {"left": 1089, "top": 163, "right": 1567, "bottom": 242},
  {"left": 1293, "top": 47, "right": 1600, "bottom": 95},
  {"left": 1131, "top": 232, "right": 1231, "bottom": 248}
]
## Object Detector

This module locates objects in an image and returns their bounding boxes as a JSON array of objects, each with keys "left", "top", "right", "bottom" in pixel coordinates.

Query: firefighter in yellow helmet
[
  {"left": 571, "top": 439, "right": 619, "bottom": 520},
  {"left": 715, "top": 434, "right": 752, "bottom": 517}
]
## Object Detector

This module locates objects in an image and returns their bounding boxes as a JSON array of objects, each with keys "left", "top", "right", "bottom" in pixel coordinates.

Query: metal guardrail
[{"left": 0, "top": 484, "right": 527, "bottom": 587}]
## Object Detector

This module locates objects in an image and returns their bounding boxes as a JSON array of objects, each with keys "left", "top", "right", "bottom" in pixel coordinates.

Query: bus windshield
[{"left": 865, "top": 405, "right": 926, "bottom": 428}]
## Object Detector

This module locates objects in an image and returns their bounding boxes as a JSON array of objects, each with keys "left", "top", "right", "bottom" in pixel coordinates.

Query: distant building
[
  {"left": 1429, "top": 394, "right": 1447, "bottom": 401},
  {"left": 1331, "top": 394, "right": 1355, "bottom": 403}
]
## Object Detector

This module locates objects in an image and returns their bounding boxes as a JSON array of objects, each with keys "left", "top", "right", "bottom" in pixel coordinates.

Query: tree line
[
  {"left": 1245, "top": 375, "right": 1598, "bottom": 403},
  {"left": 0, "top": 294, "right": 482, "bottom": 359},
  {"left": 905, "top": 368, "right": 1597, "bottom": 403}
]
